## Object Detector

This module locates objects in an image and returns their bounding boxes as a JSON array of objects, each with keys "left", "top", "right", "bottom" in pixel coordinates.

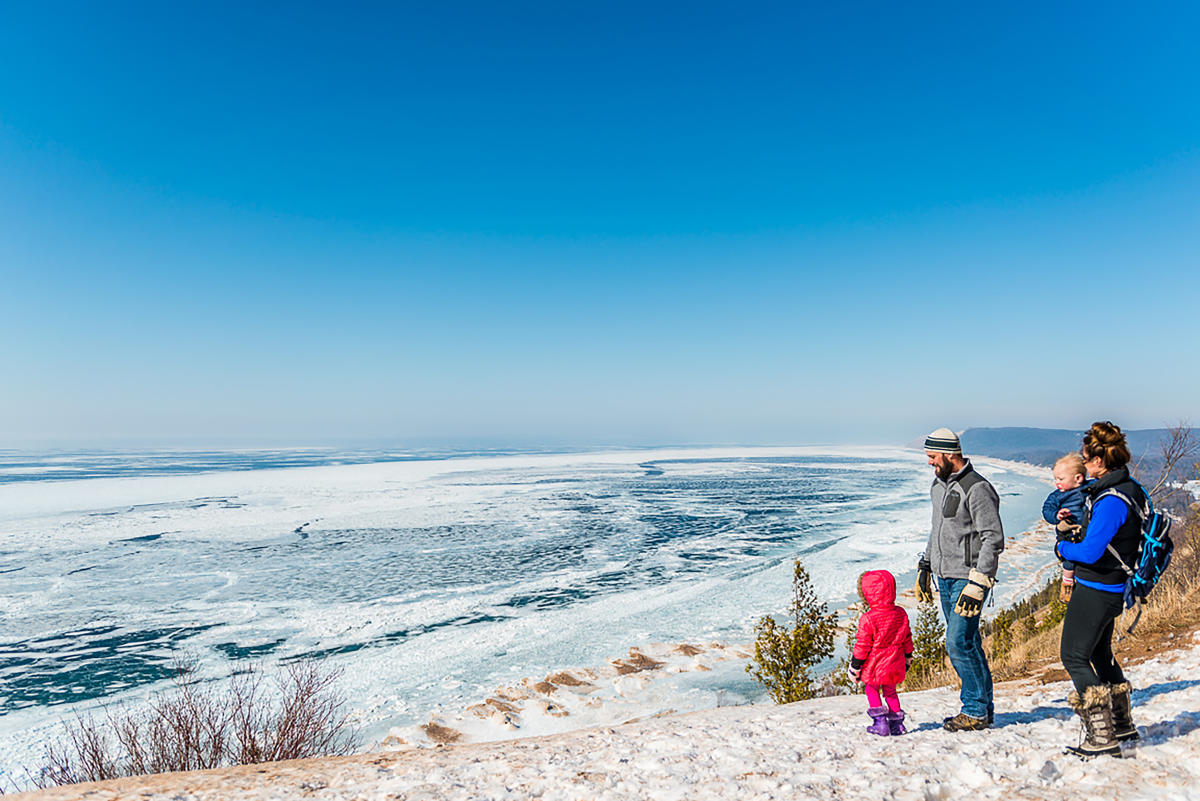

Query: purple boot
[
  {"left": 886, "top": 710, "right": 907, "bottom": 735},
  {"left": 866, "top": 706, "right": 891, "bottom": 736}
]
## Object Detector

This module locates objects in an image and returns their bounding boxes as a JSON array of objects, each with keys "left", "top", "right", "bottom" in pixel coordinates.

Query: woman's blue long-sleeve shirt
[{"left": 1056, "top": 496, "right": 1129, "bottom": 593}]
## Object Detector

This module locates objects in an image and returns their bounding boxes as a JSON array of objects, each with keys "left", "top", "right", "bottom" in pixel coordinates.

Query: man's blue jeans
[{"left": 938, "top": 576, "right": 994, "bottom": 720}]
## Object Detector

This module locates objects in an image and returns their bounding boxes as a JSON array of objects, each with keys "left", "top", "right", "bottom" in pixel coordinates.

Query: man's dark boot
[
  {"left": 1066, "top": 684, "right": 1122, "bottom": 758},
  {"left": 1109, "top": 682, "right": 1139, "bottom": 742}
]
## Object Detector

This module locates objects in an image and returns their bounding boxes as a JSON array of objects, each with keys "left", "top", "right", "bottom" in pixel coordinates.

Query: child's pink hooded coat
[{"left": 852, "top": 570, "right": 914, "bottom": 686}]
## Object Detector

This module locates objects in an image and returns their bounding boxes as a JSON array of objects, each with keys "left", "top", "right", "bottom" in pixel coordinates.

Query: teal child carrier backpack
[{"left": 1099, "top": 482, "right": 1174, "bottom": 632}]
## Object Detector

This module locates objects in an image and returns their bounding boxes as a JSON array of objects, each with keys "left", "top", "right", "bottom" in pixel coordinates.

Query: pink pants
[{"left": 865, "top": 684, "right": 901, "bottom": 713}]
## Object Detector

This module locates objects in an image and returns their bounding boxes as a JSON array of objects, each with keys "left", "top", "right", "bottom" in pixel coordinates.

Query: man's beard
[{"left": 935, "top": 460, "right": 954, "bottom": 481}]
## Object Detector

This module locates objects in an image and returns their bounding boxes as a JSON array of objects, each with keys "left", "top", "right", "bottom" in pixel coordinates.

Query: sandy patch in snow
[{"left": 387, "top": 642, "right": 750, "bottom": 750}]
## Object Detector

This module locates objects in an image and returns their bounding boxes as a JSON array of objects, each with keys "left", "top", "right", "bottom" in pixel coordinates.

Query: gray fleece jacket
[{"left": 925, "top": 461, "right": 1004, "bottom": 580}]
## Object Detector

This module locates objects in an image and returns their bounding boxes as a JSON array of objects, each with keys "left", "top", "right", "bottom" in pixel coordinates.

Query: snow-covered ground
[{"left": 19, "top": 630, "right": 1200, "bottom": 801}]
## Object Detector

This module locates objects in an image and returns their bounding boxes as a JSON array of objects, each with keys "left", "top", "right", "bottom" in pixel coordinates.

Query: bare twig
[{"left": 1136, "top": 421, "right": 1197, "bottom": 508}]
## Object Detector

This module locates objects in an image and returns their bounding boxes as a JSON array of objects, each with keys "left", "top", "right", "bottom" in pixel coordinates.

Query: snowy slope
[{"left": 17, "top": 630, "right": 1200, "bottom": 801}]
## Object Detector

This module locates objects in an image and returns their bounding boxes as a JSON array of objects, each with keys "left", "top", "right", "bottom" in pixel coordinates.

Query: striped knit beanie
[{"left": 924, "top": 428, "right": 961, "bottom": 454}]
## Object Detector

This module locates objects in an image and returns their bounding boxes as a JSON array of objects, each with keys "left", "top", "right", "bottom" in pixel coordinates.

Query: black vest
[{"left": 1075, "top": 466, "right": 1145, "bottom": 584}]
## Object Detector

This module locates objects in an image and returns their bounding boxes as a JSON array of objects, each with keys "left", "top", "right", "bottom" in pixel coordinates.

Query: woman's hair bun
[{"left": 1082, "top": 421, "right": 1131, "bottom": 470}]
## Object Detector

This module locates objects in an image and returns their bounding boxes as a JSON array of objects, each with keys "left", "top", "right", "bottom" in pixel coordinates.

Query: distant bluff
[{"left": 959, "top": 426, "right": 1174, "bottom": 469}]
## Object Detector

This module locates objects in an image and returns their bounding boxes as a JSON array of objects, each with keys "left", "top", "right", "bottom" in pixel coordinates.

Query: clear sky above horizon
[{"left": 2, "top": 1, "right": 1198, "bottom": 448}]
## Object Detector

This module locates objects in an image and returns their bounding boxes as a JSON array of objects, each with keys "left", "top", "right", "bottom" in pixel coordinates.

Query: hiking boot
[
  {"left": 1060, "top": 581, "right": 1073, "bottom": 604},
  {"left": 866, "top": 706, "right": 891, "bottom": 736},
  {"left": 886, "top": 710, "right": 907, "bottom": 736},
  {"left": 1109, "top": 682, "right": 1140, "bottom": 742},
  {"left": 1066, "top": 684, "right": 1122, "bottom": 759},
  {"left": 942, "top": 712, "right": 990, "bottom": 732}
]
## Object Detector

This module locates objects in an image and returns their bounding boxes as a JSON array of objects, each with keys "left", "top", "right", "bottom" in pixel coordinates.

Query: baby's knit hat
[{"left": 924, "top": 428, "right": 961, "bottom": 454}]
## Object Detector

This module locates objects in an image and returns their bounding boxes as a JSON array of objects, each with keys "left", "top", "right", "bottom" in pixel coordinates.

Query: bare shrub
[
  {"left": 233, "top": 660, "right": 357, "bottom": 763},
  {"left": 1135, "top": 421, "right": 1198, "bottom": 511},
  {"left": 40, "top": 711, "right": 117, "bottom": 787},
  {"left": 33, "top": 658, "right": 358, "bottom": 789}
]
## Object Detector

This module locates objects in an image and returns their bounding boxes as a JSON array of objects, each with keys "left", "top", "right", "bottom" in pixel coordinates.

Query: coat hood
[{"left": 858, "top": 570, "right": 897, "bottom": 608}]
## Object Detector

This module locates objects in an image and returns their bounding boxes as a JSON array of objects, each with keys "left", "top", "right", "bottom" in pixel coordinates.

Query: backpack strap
[
  {"left": 1105, "top": 544, "right": 1135, "bottom": 577},
  {"left": 1096, "top": 489, "right": 1141, "bottom": 575},
  {"left": 1093, "top": 487, "right": 1153, "bottom": 635},
  {"left": 1098, "top": 488, "right": 1151, "bottom": 522}
]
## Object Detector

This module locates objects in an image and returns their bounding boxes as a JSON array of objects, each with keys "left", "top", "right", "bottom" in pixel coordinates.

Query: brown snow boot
[
  {"left": 1066, "top": 684, "right": 1122, "bottom": 759},
  {"left": 1059, "top": 572, "right": 1074, "bottom": 603},
  {"left": 942, "top": 712, "right": 990, "bottom": 732},
  {"left": 1109, "top": 682, "right": 1139, "bottom": 742}
]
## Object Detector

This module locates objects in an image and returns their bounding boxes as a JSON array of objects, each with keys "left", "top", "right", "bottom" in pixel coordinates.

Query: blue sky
[{"left": 2, "top": 1, "right": 1197, "bottom": 447}]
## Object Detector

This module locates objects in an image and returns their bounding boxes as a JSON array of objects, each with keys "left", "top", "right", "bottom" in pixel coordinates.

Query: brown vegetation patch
[
  {"left": 529, "top": 681, "right": 557, "bottom": 694},
  {"left": 379, "top": 734, "right": 409, "bottom": 749},
  {"left": 612, "top": 649, "right": 665, "bottom": 675},
  {"left": 535, "top": 699, "right": 570, "bottom": 718},
  {"left": 546, "top": 671, "right": 594, "bottom": 688},
  {"left": 485, "top": 697, "right": 519, "bottom": 714},
  {"left": 674, "top": 644, "right": 704, "bottom": 656},
  {"left": 421, "top": 722, "right": 463, "bottom": 744}
]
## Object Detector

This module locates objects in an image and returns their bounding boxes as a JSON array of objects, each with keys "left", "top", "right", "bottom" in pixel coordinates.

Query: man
[{"left": 914, "top": 427, "right": 1004, "bottom": 731}]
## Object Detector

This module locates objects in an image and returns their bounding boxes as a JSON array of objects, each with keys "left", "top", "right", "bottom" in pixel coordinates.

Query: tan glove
[
  {"left": 953, "top": 569, "right": 995, "bottom": 617},
  {"left": 1056, "top": 519, "right": 1084, "bottom": 543}
]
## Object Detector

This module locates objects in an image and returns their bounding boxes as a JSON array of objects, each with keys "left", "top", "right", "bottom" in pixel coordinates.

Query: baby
[{"left": 1042, "top": 453, "right": 1091, "bottom": 602}]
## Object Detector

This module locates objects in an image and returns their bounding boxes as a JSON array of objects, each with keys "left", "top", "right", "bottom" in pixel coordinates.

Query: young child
[
  {"left": 1042, "top": 453, "right": 1092, "bottom": 602},
  {"left": 850, "top": 569, "right": 914, "bottom": 736}
]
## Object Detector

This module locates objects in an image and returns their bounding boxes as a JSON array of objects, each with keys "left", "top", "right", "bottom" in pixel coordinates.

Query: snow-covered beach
[{"left": 16, "top": 628, "right": 1200, "bottom": 801}]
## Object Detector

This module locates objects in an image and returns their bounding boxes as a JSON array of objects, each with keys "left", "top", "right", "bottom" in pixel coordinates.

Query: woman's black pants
[{"left": 1060, "top": 583, "right": 1127, "bottom": 693}]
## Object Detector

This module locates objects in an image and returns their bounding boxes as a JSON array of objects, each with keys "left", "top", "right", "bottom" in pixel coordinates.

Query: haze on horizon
[{"left": 2, "top": 2, "right": 1197, "bottom": 449}]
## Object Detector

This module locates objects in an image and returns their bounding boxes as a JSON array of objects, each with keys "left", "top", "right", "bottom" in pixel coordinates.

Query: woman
[{"left": 1055, "top": 421, "right": 1145, "bottom": 758}]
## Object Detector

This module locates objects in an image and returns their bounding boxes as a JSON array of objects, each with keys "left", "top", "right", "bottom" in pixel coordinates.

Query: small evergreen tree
[
  {"left": 907, "top": 599, "right": 947, "bottom": 680},
  {"left": 989, "top": 610, "right": 1015, "bottom": 662},
  {"left": 746, "top": 559, "right": 837, "bottom": 703}
]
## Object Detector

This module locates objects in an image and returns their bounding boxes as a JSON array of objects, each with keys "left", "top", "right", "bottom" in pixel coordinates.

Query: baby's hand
[{"left": 1056, "top": 508, "right": 1075, "bottom": 521}]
